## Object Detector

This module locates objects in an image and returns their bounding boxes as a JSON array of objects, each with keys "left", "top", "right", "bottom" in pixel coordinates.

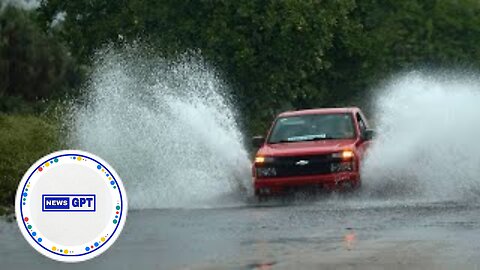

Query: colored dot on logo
[
  {"left": 94, "top": 242, "right": 99, "bottom": 247},
  {"left": 38, "top": 167, "right": 43, "bottom": 172},
  {"left": 97, "top": 165, "right": 101, "bottom": 169},
  {"left": 113, "top": 219, "right": 118, "bottom": 224},
  {"left": 38, "top": 238, "right": 42, "bottom": 242},
  {"left": 52, "top": 246, "right": 57, "bottom": 251},
  {"left": 27, "top": 225, "right": 32, "bottom": 229},
  {"left": 24, "top": 217, "right": 29, "bottom": 222},
  {"left": 110, "top": 181, "right": 115, "bottom": 185},
  {"left": 54, "top": 158, "right": 58, "bottom": 162},
  {"left": 116, "top": 206, "right": 120, "bottom": 210},
  {"left": 23, "top": 192, "right": 27, "bottom": 197},
  {"left": 85, "top": 247, "right": 90, "bottom": 251},
  {"left": 32, "top": 232, "right": 37, "bottom": 236}
]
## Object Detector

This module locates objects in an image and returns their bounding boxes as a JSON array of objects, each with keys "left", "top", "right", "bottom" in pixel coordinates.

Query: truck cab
[{"left": 252, "top": 107, "right": 374, "bottom": 197}]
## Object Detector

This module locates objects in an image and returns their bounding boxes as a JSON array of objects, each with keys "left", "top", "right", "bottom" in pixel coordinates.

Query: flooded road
[
  {"left": 38, "top": 54, "right": 480, "bottom": 269},
  {"left": 2, "top": 198, "right": 480, "bottom": 269}
]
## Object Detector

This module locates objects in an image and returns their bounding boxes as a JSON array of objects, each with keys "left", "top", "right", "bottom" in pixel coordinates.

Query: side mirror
[
  {"left": 362, "top": 129, "right": 375, "bottom": 141},
  {"left": 252, "top": 136, "right": 265, "bottom": 148}
]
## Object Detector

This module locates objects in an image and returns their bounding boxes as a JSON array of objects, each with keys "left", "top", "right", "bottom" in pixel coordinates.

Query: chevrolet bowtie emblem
[{"left": 295, "top": 160, "right": 309, "bottom": 166}]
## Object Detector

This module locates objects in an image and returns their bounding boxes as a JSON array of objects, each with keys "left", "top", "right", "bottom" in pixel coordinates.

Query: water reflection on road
[{"left": 1, "top": 199, "right": 480, "bottom": 269}]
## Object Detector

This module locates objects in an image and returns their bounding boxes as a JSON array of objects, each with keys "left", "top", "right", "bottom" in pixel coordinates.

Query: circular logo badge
[{"left": 15, "top": 150, "right": 128, "bottom": 262}]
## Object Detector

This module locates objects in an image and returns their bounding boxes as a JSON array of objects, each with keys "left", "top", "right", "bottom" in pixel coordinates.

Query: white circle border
[{"left": 15, "top": 150, "right": 128, "bottom": 263}]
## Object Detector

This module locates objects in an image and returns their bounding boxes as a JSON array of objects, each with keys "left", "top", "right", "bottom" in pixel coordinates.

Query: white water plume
[
  {"left": 68, "top": 48, "right": 251, "bottom": 209},
  {"left": 362, "top": 72, "right": 480, "bottom": 202}
]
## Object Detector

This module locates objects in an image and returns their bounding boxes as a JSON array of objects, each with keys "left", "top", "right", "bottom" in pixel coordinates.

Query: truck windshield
[{"left": 268, "top": 113, "right": 355, "bottom": 143}]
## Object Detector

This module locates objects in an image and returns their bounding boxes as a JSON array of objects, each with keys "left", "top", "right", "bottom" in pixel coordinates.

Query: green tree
[
  {"left": 353, "top": 0, "right": 480, "bottom": 81},
  {"left": 39, "top": 0, "right": 360, "bottom": 133},
  {"left": 36, "top": 0, "right": 480, "bottom": 133},
  {"left": 0, "top": 6, "right": 81, "bottom": 112}
]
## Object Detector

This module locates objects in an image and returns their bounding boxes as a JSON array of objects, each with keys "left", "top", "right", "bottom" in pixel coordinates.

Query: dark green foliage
[
  {"left": 0, "top": 6, "right": 82, "bottom": 112},
  {"left": 37, "top": 0, "right": 480, "bottom": 133},
  {"left": 38, "top": 0, "right": 361, "bottom": 133},
  {"left": 0, "top": 114, "right": 62, "bottom": 211},
  {"left": 11, "top": 0, "right": 480, "bottom": 134},
  {"left": 353, "top": 0, "right": 480, "bottom": 80}
]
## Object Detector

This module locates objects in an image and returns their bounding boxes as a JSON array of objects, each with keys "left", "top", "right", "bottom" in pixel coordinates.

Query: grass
[{"left": 0, "top": 114, "right": 63, "bottom": 215}]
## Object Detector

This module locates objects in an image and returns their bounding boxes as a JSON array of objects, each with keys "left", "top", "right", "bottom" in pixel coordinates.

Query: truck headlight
[
  {"left": 254, "top": 156, "right": 275, "bottom": 164},
  {"left": 331, "top": 150, "right": 354, "bottom": 160},
  {"left": 256, "top": 167, "right": 277, "bottom": 177},
  {"left": 330, "top": 162, "right": 354, "bottom": 172}
]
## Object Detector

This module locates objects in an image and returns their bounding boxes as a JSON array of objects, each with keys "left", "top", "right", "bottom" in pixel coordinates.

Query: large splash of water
[
  {"left": 68, "top": 48, "right": 251, "bottom": 209},
  {"left": 69, "top": 49, "right": 480, "bottom": 210},
  {"left": 362, "top": 72, "right": 480, "bottom": 203}
]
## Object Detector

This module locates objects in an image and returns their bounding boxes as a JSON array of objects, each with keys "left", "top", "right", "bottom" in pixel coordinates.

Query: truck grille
[{"left": 256, "top": 154, "right": 341, "bottom": 178}]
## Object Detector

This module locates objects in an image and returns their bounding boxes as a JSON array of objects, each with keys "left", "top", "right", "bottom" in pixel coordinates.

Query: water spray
[{"left": 68, "top": 48, "right": 251, "bottom": 209}]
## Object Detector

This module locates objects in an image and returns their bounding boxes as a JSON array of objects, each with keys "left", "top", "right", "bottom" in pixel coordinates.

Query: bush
[{"left": 0, "top": 114, "right": 62, "bottom": 212}]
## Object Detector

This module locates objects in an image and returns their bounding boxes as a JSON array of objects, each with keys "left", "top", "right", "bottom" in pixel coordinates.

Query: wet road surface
[{"left": 2, "top": 197, "right": 480, "bottom": 269}]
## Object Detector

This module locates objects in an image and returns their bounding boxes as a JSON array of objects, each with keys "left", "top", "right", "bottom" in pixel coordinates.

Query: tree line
[{"left": 3, "top": 0, "right": 480, "bottom": 133}]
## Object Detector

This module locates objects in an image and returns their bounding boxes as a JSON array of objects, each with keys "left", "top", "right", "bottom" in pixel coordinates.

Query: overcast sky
[{"left": 1, "top": 0, "right": 39, "bottom": 10}]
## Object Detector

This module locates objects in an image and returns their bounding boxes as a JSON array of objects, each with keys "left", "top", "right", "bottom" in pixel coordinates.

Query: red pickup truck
[{"left": 252, "top": 107, "right": 374, "bottom": 197}]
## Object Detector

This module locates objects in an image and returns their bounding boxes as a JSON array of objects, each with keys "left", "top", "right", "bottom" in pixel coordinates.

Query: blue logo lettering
[{"left": 42, "top": 194, "right": 96, "bottom": 212}]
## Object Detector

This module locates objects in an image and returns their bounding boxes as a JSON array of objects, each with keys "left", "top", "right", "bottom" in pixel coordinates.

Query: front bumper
[{"left": 254, "top": 171, "right": 360, "bottom": 195}]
